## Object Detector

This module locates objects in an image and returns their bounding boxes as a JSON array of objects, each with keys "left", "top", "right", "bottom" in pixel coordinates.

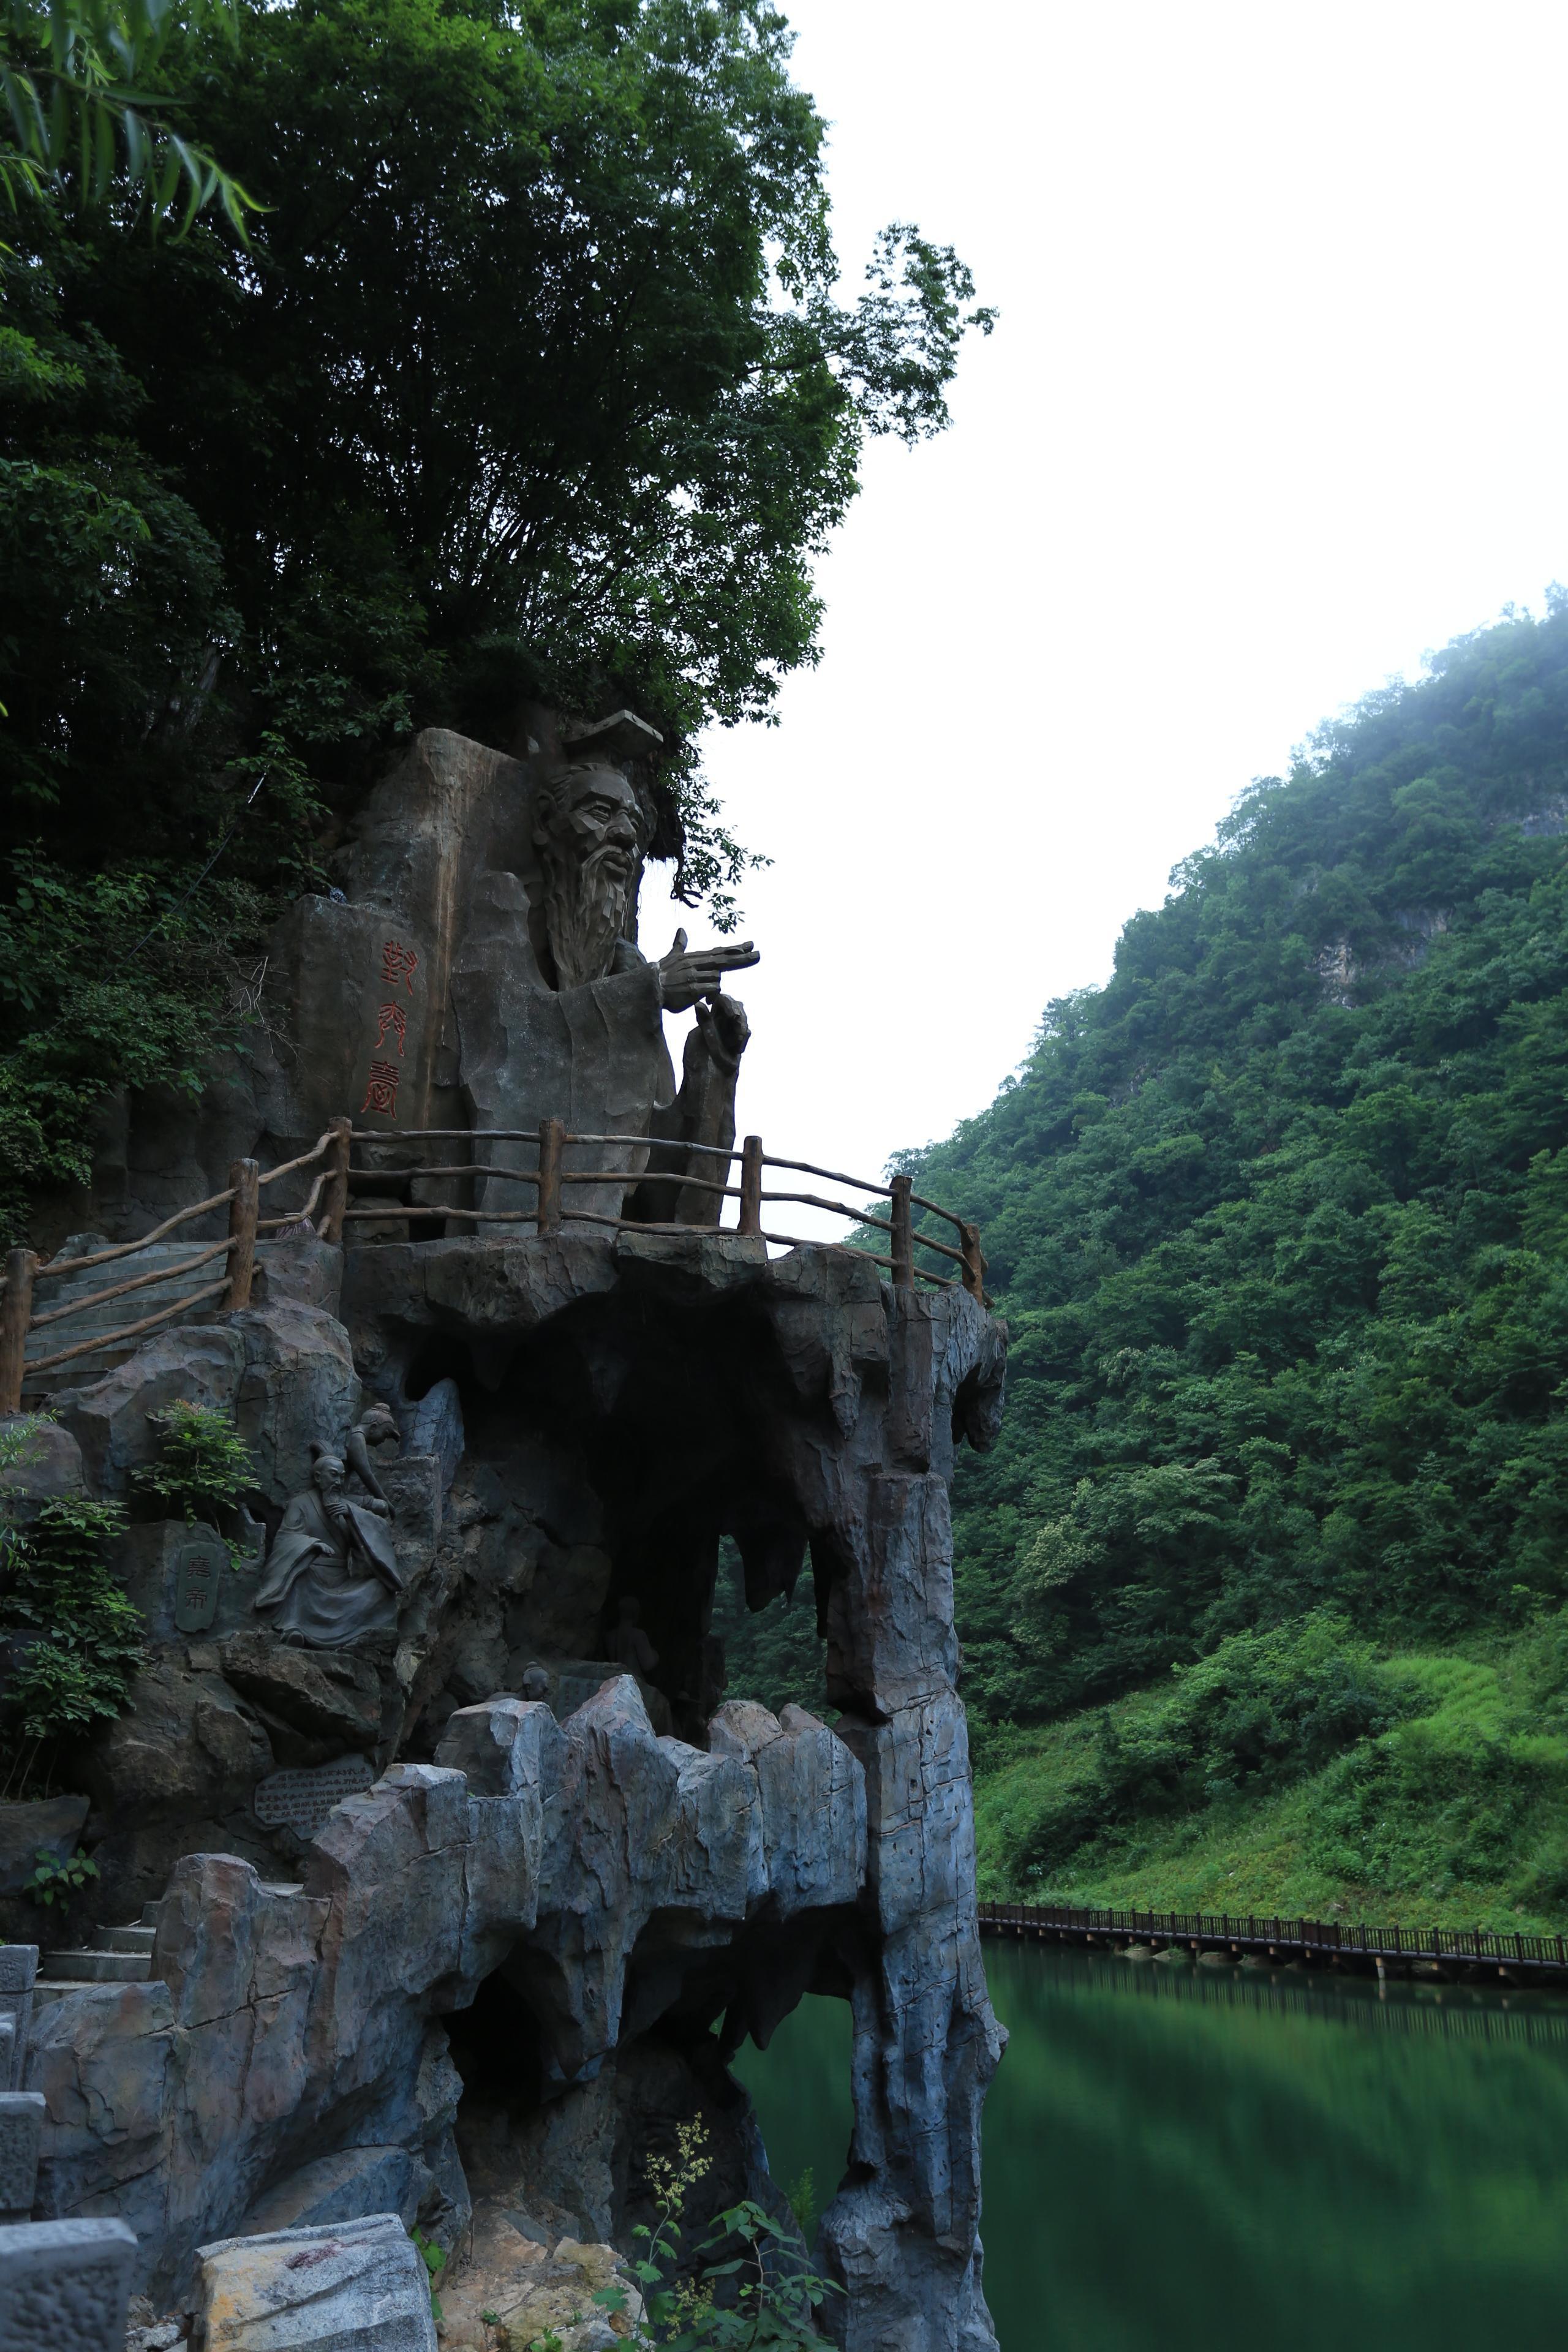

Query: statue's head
[
  {"left": 310, "top": 1449, "right": 345, "bottom": 1494},
  {"left": 521, "top": 1662, "right": 551, "bottom": 1702},
  {"left": 531, "top": 760, "right": 647, "bottom": 990},
  {"left": 358, "top": 1402, "right": 399, "bottom": 1450}
]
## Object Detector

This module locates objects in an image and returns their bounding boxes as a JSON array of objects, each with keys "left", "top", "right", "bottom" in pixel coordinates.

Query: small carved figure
[
  {"left": 255, "top": 1441, "right": 407, "bottom": 1648},
  {"left": 520, "top": 1662, "right": 551, "bottom": 1704},
  {"left": 345, "top": 1402, "right": 400, "bottom": 1504}
]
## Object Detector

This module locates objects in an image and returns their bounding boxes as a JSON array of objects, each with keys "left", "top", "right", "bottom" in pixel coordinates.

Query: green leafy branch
[
  {"left": 591, "top": 2119, "right": 839, "bottom": 2351},
  {"left": 0, "top": 0, "right": 260, "bottom": 232}
]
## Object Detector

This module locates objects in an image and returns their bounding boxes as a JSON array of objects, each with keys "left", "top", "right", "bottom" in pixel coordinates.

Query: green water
[{"left": 731, "top": 1943, "right": 1568, "bottom": 2349}]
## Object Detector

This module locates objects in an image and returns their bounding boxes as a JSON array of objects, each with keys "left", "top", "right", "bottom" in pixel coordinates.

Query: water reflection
[{"left": 732, "top": 1943, "right": 1568, "bottom": 2351}]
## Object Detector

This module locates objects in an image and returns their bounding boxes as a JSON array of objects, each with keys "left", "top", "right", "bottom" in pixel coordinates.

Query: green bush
[
  {"left": 990, "top": 1613, "right": 1404, "bottom": 1887},
  {"left": 134, "top": 1400, "right": 256, "bottom": 1550},
  {"left": 0, "top": 1494, "right": 141, "bottom": 1798}
]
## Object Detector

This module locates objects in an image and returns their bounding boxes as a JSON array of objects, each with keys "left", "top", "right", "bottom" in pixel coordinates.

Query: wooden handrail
[
  {"left": 24, "top": 1279, "right": 230, "bottom": 1377},
  {"left": 28, "top": 1185, "right": 238, "bottom": 1279},
  {"left": 254, "top": 1128, "right": 336, "bottom": 1188},
  {"left": 5, "top": 1112, "right": 988, "bottom": 1399},
  {"left": 27, "top": 1239, "right": 232, "bottom": 1329}
]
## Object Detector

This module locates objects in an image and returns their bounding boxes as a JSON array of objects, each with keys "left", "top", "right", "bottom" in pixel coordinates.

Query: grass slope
[{"left": 975, "top": 1616, "right": 1568, "bottom": 1931}]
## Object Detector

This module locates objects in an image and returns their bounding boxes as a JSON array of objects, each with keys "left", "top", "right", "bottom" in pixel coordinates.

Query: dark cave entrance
[
  {"left": 440, "top": 1910, "right": 863, "bottom": 2261},
  {"left": 396, "top": 1277, "right": 835, "bottom": 1746}
]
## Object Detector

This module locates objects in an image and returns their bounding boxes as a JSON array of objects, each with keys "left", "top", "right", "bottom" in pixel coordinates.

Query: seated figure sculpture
[{"left": 255, "top": 1438, "right": 407, "bottom": 1648}]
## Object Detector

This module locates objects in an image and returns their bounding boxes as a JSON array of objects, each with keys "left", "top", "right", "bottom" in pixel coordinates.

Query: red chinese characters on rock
[
  {"left": 361, "top": 1058, "right": 401, "bottom": 1118},
  {"left": 380, "top": 939, "right": 419, "bottom": 993},
  {"left": 360, "top": 938, "right": 419, "bottom": 1118},
  {"left": 374, "top": 1001, "right": 407, "bottom": 1057}
]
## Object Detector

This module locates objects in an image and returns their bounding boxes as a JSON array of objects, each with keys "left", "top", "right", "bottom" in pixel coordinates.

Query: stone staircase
[
  {"left": 21, "top": 1242, "right": 227, "bottom": 1397},
  {"left": 36, "top": 1907, "right": 160, "bottom": 1997}
]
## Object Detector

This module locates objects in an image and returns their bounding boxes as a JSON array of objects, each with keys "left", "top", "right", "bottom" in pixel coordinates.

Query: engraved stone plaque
[
  {"left": 173, "top": 1528, "right": 227, "bottom": 1635},
  {"left": 252, "top": 1755, "right": 375, "bottom": 1840},
  {"left": 0, "top": 2089, "right": 45, "bottom": 2215},
  {"left": 0, "top": 2215, "right": 138, "bottom": 2352}
]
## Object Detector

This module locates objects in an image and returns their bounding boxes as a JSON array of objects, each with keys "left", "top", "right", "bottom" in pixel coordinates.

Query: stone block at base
[
  {"left": 0, "top": 2214, "right": 138, "bottom": 2351},
  {"left": 0, "top": 2089, "right": 45, "bottom": 2213},
  {"left": 194, "top": 2211, "right": 437, "bottom": 2350}
]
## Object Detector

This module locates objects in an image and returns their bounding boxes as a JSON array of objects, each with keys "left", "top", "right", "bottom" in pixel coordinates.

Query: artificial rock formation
[
  {"left": 15, "top": 1231, "right": 1005, "bottom": 2350},
  {"left": 6, "top": 719, "right": 1007, "bottom": 2352}
]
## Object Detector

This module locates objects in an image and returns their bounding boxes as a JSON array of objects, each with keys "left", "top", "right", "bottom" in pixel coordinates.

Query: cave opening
[{"left": 396, "top": 1283, "right": 837, "bottom": 1746}]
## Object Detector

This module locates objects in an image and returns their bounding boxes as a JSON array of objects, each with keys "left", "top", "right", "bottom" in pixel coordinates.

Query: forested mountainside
[
  {"left": 924, "top": 598, "right": 1568, "bottom": 1727},
  {"left": 724, "top": 598, "right": 1568, "bottom": 1922}
]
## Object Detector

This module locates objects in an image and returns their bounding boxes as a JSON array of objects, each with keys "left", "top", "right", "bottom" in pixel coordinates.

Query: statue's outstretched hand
[
  {"left": 657, "top": 927, "right": 760, "bottom": 1013},
  {"left": 695, "top": 992, "right": 751, "bottom": 1071}
]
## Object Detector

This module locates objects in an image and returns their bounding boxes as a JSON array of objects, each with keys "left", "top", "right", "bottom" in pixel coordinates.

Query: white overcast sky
[{"left": 654, "top": 0, "right": 1568, "bottom": 1234}]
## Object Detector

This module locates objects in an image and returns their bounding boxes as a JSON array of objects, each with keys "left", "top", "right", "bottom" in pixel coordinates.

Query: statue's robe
[
  {"left": 255, "top": 1489, "right": 402, "bottom": 1648},
  {"left": 453, "top": 872, "right": 675, "bottom": 1230}
]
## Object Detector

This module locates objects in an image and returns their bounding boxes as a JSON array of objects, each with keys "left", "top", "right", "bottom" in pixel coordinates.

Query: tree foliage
[
  {"left": 903, "top": 598, "right": 1568, "bottom": 1729},
  {"left": 1, "top": 0, "right": 256, "bottom": 226},
  {"left": 0, "top": 0, "right": 990, "bottom": 1237}
]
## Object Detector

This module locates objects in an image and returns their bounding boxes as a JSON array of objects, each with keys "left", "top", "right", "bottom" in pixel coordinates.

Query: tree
[
  {"left": 1, "top": 0, "right": 256, "bottom": 228},
  {"left": 0, "top": 0, "right": 992, "bottom": 1236}
]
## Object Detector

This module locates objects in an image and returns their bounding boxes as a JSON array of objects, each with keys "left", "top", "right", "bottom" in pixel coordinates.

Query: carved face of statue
[
  {"left": 311, "top": 1453, "right": 345, "bottom": 1498},
  {"left": 532, "top": 764, "right": 645, "bottom": 990}
]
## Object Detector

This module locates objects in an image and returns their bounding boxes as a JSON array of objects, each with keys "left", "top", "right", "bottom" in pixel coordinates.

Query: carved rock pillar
[{"left": 819, "top": 1430, "right": 1005, "bottom": 2351}]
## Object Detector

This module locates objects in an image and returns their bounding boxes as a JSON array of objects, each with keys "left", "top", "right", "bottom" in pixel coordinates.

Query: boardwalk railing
[
  {"left": 0, "top": 1118, "right": 983, "bottom": 1410},
  {"left": 978, "top": 1900, "right": 1568, "bottom": 1980}
]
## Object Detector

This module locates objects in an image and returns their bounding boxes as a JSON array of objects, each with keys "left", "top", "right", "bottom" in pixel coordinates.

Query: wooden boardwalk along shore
[{"left": 977, "top": 1899, "right": 1568, "bottom": 1986}]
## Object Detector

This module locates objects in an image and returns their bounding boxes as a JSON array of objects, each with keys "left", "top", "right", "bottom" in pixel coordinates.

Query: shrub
[
  {"left": 134, "top": 1400, "right": 257, "bottom": 1556},
  {"left": 0, "top": 1493, "right": 140, "bottom": 1798}
]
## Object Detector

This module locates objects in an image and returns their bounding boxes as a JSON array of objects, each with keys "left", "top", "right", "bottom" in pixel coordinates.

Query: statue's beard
[{"left": 538, "top": 841, "right": 634, "bottom": 990}]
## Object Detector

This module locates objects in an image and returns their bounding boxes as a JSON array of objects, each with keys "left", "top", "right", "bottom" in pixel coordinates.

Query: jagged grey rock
[
  {"left": 192, "top": 2212, "right": 437, "bottom": 2350},
  {"left": 0, "top": 1797, "right": 89, "bottom": 1898},
  {"left": 20, "top": 853, "right": 1006, "bottom": 2352}
]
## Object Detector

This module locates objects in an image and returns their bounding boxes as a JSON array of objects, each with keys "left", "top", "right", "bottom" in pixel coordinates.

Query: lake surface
[{"left": 731, "top": 1942, "right": 1568, "bottom": 2350}]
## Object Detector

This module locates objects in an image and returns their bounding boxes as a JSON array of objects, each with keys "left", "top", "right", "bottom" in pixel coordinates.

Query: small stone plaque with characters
[
  {"left": 173, "top": 1528, "right": 227, "bottom": 1634},
  {"left": 252, "top": 1755, "right": 375, "bottom": 1841}
]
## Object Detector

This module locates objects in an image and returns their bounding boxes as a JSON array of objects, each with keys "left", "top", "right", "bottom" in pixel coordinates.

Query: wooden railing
[
  {"left": 0, "top": 1118, "right": 984, "bottom": 1411},
  {"left": 339, "top": 1122, "right": 986, "bottom": 1300},
  {"left": 0, "top": 1120, "right": 352, "bottom": 1412},
  {"left": 977, "top": 1900, "right": 1568, "bottom": 1978}
]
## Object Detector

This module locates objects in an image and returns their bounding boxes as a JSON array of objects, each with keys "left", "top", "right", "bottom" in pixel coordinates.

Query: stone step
[
  {"left": 40, "top": 1950, "right": 151, "bottom": 1984},
  {"left": 97, "top": 1926, "right": 156, "bottom": 1956},
  {"left": 22, "top": 1243, "right": 227, "bottom": 1396}
]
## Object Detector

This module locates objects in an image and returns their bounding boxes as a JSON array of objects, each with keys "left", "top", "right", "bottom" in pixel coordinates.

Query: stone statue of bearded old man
[{"left": 453, "top": 721, "right": 759, "bottom": 1229}]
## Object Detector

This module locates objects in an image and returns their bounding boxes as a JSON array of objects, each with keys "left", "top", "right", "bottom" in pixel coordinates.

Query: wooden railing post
[
  {"left": 225, "top": 1159, "right": 260, "bottom": 1310},
  {"left": 537, "top": 1118, "right": 564, "bottom": 1234},
  {"left": 890, "top": 1174, "right": 914, "bottom": 1289},
  {"left": 319, "top": 1116, "right": 352, "bottom": 1244},
  {"left": 0, "top": 1247, "right": 37, "bottom": 1414},
  {"left": 737, "top": 1135, "right": 763, "bottom": 1237},
  {"left": 960, "top": 1220, "right": 986, "bottom": 1303}
]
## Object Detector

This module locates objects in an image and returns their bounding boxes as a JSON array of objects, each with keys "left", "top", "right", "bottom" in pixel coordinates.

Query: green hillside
[{"left": 728, "top": 597, "right": 1568, "bottom": 1923}]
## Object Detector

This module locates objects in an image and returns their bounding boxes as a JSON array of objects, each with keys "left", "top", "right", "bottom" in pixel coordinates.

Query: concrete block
[
  {"left": 0, "top": 1944, "right": 39, "bottom": 1992},
  {"left": 194, "top": 2211, "right": 437, "bottom": 2350},
  {"left": 0, "top": 2215, "right": 138, "bottom": 2351}
]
